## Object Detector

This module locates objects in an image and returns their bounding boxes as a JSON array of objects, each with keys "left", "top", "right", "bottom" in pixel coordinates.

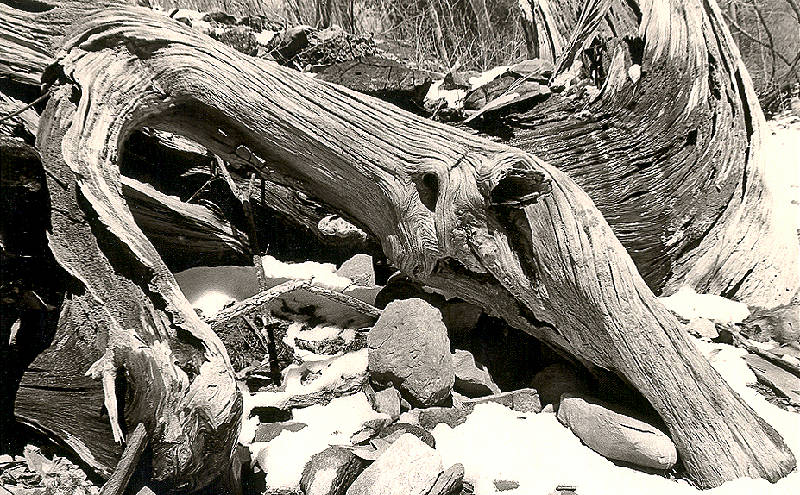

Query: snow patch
[
  {"left": 432, "top": 340, "right": 800, "bottom": 495},
  {"left": 659, "top": 286, "right": 750, "bottom": 324},
  {"left": 244, "top": 349, "right": 368, "bottom": 412},
  {"left": 261, "top": 255, "right": 352, "bottom": 291},
  {"left": 469, "top": 66, "right": 510, "bottom": 89},
  {"left": 252, "top": 393, "right": 388, "bottom": 491}
]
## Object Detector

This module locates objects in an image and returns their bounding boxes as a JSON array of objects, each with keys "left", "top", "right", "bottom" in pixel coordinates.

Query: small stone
[
  {"left": 557, "top": 393, "right": 678, "bottom": 470},
  {"left": 337, "top": 254, "right": 376, "bottom": 286},
  {"left": 368, "top": 298, "right": 455, "bottom": 407},
  {"left": 452, "top": 349, "right": 501, "bottom": 398},
  {"left": 426, "top": 463, "right": 464, "bottom": 495},
  {"left": 373, "top": 386, "right": 401, "bottom": 420},
  {"left": 253, "top": 422, "right": 307, "bottom": 442},
  {"left": 375, "top": 423, "right": 436, "bottom": 449},
  {"left": 463, "top": 388, "right": 541, "bottom": 413},
  {"left": 493, "top": 479, "right": 520, "bottom": 491},
  {"left": 415, "top": 407, "right": 471, "bottom": 430},
  {"left": 628, "top": 64, "right": 641, "bottom": 84},
  {"left": 346, "top": 434, "right": 443, "bottom": 495},
  {"left": 301, "top": 446, "right": 365, "bottom": 495}
]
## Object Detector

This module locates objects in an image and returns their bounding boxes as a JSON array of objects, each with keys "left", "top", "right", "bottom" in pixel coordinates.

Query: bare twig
[{"left": 0, "top": 88, "right": 52, "bottom": 124}]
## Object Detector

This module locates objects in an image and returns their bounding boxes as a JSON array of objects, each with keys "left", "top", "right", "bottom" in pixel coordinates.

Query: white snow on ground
[
  {"left": 658, "top": 286, "right": 750, "bottom": 324},
  {"left": 432, "top": 338, "right": 800, "bottom": 495},
  {"left": 764, "top": 114, "right": 800, "bottom": 236},
  {"left": 251, "top": 393, "right": 388, "bottom": 491}
]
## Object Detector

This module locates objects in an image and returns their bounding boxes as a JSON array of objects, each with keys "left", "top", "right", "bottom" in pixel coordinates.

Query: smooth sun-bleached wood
[
  {"left": 509, "top": 0, "right": 799, "bottom": 307},
  {"left": 31, "top": 5, "right": 795, "bottom": 489}
]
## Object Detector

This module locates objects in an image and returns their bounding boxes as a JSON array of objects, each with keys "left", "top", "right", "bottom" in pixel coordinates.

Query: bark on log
[
  {"left": 510, "top": 0, "right": 799, "bottom": 307},
  {"left": 28, "top": 5, "right": 794, "bottom": 488}
]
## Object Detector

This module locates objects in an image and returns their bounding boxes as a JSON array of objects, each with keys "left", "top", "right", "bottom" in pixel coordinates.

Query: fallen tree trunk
[
  {"left": 21, "top": 4, "right": 794, "bottom": 488},
  {"left": 508, "top": 0, "right": 800, "bottom": 307}
]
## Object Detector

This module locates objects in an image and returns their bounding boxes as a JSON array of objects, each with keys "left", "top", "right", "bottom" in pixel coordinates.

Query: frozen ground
[
  {"left": 764, "top": 113, "right": 800, "bottom": 238},
  {"left": 432, "top": 338, "right": 799, "bottom": 495}
]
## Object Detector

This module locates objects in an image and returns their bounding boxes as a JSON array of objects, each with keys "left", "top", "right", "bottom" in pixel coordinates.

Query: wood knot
[{"left": 478, "top": 152, "right": 552, "bottom": 208}]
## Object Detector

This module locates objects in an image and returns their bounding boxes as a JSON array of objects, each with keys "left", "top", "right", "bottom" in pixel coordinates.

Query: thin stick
[
  {"left": 0, "top": 89, "right": 52, "bottom": 124},
  {"left": 99, "top": 423, "right": 148, "bottom": 495}
]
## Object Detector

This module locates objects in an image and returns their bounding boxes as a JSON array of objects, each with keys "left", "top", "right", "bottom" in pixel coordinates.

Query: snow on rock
[
  {"left": 432, "top": 339, "right": 800, "bottom": 495},
  {"left": 244, "top": 349, "right": 368, "bottom": 412},
  {"left": 174, "top": 265, "right": 260, "bottom": 317},
  {"left": 346, "top": 433, "right": 443, "bottom": 495},
  {"left": 468, "top": 66, "right": 511, "bottom": 89},
  {"left": 659, "top": 286, "right": 750, "bottom": 324},
  {"left": 252, "top": 392, "right": 388, "bottom": 492},
  {"left": 261, "top": 254, "right": 353, "bottom": 291}
]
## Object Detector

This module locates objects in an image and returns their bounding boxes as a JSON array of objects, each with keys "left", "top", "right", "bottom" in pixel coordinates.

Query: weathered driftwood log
[
  {"left": 2, "top": 4, "right": 242, "bottom": 488},
  {"left": 507, "top": 0, "right": 799, "bottom": 307},
  {"left": 0, "top": 1, "right": 374, "bottom": 268},
  {"left": 29, "top": 5, "right": 794, "bottom": 488}
]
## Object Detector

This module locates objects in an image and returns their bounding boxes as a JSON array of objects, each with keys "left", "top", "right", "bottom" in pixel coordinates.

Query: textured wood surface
[
  {"left": 26, "top": 5, "right": 794, "bottom": 488},
  {"left": 507, "top": 0, "right": 799, "bottom": 307}
]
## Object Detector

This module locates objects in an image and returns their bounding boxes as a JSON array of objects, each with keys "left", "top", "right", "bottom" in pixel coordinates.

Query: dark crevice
[
  {"left": 733, "top": 69, "right": 754, "bottom": 201},
  {"left": 685, "top": 128, "right": 698, "bottom": 147},
  {"left": 721, "top": 267, "right": 754, "bottom": 299},
  {"left": 2, "top": 0, "right": 56, "bottom": 13},
  {"left": 624, "top": 36, "right": 645, "bottom": 66},
  {"left": 414, "top": 172, "right": 439, "bottom": 212}
]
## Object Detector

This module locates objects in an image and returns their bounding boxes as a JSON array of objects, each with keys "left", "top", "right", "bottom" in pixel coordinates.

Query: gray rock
[
  {"left": 368, "top": 298, "right": 455, "bottom": 407},
  {"left": 440, "top": 302, "right": 483, "bottom": 336},
  {"left": 346, "top": 434, "right": 443, "bottom": 495},
  {"left": 452, "top": 349, "right": 501, "bottom": 397},
  {"left": 531, "top": 363, "right": 589, "bottom": 408},
  {"left": 557, "top": 394, "right": 678, "bottom": 470},
  {"left": 337, "top": 254, "right": 376, "bottom": 286},
  {"left": 376, "top": 423, "right": 436, "bottom": 449},
  {"left": 301, "top": 446, "right": 365, "bottom": 495},
  {"left": 373, "top": 386, "right": 401, "bottom": 419},
  {"left": 414, "top": 407, "right": 471, "bottom": 430},
  {"left": 493, "top": 479, "right": 520, "bottom": 491},
  {"left": 508, "top": 59, "right": 555, "bottom": 81},
  {"left": 426, "top": 463, "right": 464, "bottom": 495},
  {"left": 462, "top": 388, "right": 541, "bottom": 413},
  {"left": 253, "top": 422, "right": 307, "bottom": 442}
]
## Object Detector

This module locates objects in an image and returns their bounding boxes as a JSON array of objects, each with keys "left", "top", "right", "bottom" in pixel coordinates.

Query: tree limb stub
[{"left": 38, "top": 5, "right": 795, "bottom": 488}]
